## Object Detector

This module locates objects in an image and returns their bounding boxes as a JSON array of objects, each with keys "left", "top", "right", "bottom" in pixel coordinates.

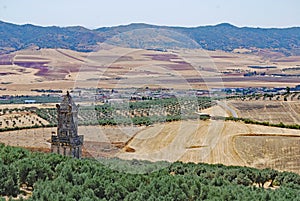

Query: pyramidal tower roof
[{"left": 58, "top": 91, "right": 78, "bottom": 111}]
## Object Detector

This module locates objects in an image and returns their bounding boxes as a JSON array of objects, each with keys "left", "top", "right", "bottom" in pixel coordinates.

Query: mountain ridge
[{"left": 1, "top": 20, "right": 300, "bottom": 55}]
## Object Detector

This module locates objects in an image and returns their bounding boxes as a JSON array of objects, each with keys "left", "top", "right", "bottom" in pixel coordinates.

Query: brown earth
[{"left": 1, "top": 47, "right": 300, "bottom": 96}]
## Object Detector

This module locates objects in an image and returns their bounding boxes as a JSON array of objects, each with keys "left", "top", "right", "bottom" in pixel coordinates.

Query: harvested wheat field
[
  {"left": 0, "top": 119, "right": 299, "bottom": 174},
  {"left": 118, "top": 120, "right": 300, "bottom": 174},
  {"left": 0, "top": 125, "right": 143, "bottom": 157},
  {"left": 228, "top": 100, "right": 300, "bottom": 124}
]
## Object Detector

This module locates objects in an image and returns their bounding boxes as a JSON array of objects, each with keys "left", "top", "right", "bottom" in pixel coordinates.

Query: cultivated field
[
  {"left": 117, "top": 120, "right": 300, "bottom": 174},
  {"left": 0, "top": 96, "right": 299, "bottom": 175},
  {"left": 1, "top": 118, "right": 298, "bottom": 174},
  {"left": 0, "top": 111, "right": 48, "bottom": 129},
  {"left": 0, "top": 125, "right": 143, "bottom": 157},
  {"left": 1, "top": 46, "right": 300, "bottom": 96},
  {"left": 0, "top": 46, "right": 299, "bottom": 175},
  {"left": 228, "top": 99, "right": 300, "bottom": 124}
]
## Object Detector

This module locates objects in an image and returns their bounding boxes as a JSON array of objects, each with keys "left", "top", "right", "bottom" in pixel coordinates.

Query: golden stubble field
[
  {"left": 0, "top": 103, "right": 299, "bottom": 174},
  {"left": 116, "top": 101, "right": 300, "bottom": 174},
  {"left": 0, "top": 46, "right": 299, "bottom": 174},
  {"left": 118, "top": 120, "right": 300, "bottom": 174},
  {"left": 0, "top": 125, "right": 143, "bottom": 157},
  {"left": 1, "top": 46, "right": 300, "bottom": 96},
  {"left": 228, "top": 99, "right": 300, "bottom": 124},
  {"left": 0, "top": 119, "right": 299, "bottom": 174}
]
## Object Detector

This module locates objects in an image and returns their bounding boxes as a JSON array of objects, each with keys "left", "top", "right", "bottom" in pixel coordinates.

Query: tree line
[
  {"left": 224, "top": 116, "right": 300, "bottom": 130},
  {"left": 36, "top": 97, "right": 213, "bottom": 127}
]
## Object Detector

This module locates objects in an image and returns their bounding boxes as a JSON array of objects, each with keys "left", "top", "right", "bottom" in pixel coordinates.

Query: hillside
[
  {"left": 96, "top": 23, "right": 300, "bottom": 54},
  {"left": 1, "top": 21, "right": 300, "bottom": 55},
  {"left": 0, "top": 21, "right": 104, "bottom": 53}
]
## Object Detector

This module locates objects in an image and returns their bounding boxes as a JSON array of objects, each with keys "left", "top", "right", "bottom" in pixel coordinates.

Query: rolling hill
[{"left": 1, "top": 20, "right": 300, "bottom": 55}]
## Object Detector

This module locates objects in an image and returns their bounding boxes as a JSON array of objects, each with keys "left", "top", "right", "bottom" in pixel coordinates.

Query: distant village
[{"left": 0, "top": 85, "right": 299, "bottom": 105}]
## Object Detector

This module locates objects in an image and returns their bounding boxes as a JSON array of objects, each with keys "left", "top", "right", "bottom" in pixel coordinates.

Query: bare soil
[{"left": 1, "top": 47, "right": 300, "bottom": 96}]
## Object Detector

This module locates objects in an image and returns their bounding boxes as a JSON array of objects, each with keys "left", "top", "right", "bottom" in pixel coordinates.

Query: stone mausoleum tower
[{"left": 51, "top": 92, "right": 84, "bottom": 158}]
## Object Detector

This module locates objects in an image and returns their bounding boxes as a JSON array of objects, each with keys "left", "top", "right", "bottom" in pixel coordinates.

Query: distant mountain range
[{"left": 1, "top": 20, "right": 300, "bottom": 55}]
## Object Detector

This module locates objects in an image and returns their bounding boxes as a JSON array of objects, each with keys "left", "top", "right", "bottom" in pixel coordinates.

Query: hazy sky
[{"left": 0, "top": 0, "right": 299, "bottom": 29}]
